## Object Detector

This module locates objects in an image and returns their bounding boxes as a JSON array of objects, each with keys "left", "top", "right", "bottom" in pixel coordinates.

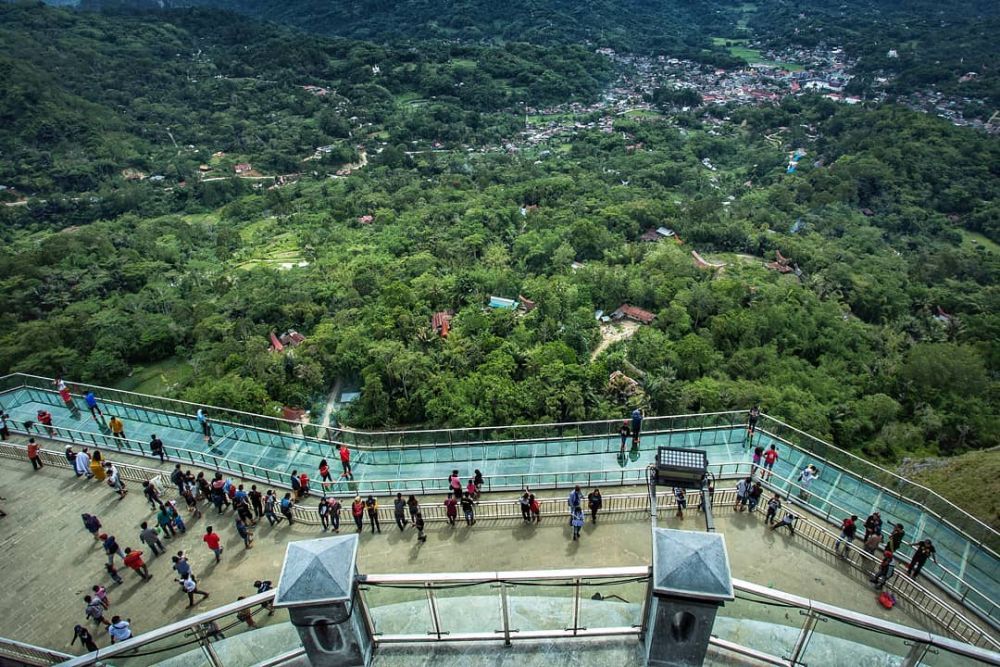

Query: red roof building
[
  {"left": 280, "top": 330, "right": 306, "bottom": 347},
  {"left": 269, "top": 331, "right": 284, "bottom": 352},
  {"left": 431, "top": 311, "right": 453, "bottom": 338},
  {"left": 611, "top": 304, "right": 656, "bottom": 325},
  {"left": 235, "top": 163, "right": 252, "bottom": 175},
  {"left": 518, "top": 295, "right": 537, "bottom": 312},
  {"left": 281, "top": 406, "right": 307, "bottom": 422}
]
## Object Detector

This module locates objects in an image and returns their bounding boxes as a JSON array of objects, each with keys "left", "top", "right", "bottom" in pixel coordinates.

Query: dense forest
[
  {"left": 81, "top": 0, "right": 744, "bottom": 60},
  {"left": 1, "top": 3, "right": 611, "bottom": 198},
  {"left": 0, "top": 3, "right": 997, "bottom": 472},
  {"left": 73, "top": 0, "right": 1000, "bottom": 113}
]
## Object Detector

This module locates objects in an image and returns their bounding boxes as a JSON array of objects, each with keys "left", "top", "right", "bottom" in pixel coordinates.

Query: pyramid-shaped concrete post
[
  {"left": 644, "top": 528, "right": 734, "bottom": 667},
  {"left": 273, "top": 534, "right": 372, "bottom": 667}
]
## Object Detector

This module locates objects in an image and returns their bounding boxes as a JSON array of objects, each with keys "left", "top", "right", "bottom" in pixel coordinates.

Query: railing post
[
  {"left": 498, "top": 581, "right": 512, "bottom": 646},
  {"left": 572, "top": 577, "right": 582, "bottom": 636},
  {"left": 426, "top": 583, "right": 443, "bottom": 640},
  {"left": 788, "top": 609, "right": 821, "bottom": 665}
]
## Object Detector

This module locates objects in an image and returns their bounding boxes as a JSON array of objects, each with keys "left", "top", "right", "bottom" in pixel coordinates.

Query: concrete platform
[{"left": 0, "top": 453, "right": 940, "bottom": 658}]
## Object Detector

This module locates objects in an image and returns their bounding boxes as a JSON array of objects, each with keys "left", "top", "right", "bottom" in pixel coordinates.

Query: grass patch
[
  {"left": 623, "top": 109, "right": 664, "bottom": 119},
  {"left": 902, "top": 449, "right": 1000, "bottom": 531},
  {"left": 527, "top": 113, "right": 577, "bottom": 126},
  {"left": 959, "top": 229, "right": 1000, "bottom": 254},
  {"left": 181, "top": 213, "right": 219, "bottom": 226},
  {"left": 712, "top": 37, "right": 748, "bottom": 47},
  {"left": 449, "top": 58, "right": 477, "bottom": 69},
  {"left": 727, "top": 45, "right": 804, "bottom": 71},
  {"left": 114, "top": 357, "right": 193, "bottom": 395}
]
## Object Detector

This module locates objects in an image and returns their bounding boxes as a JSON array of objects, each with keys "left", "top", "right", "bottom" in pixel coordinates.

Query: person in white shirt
[
  {"left": 797, "top": 465, "right": 818, "bottom": 500},
  {"left": 108, "top": 616, "right": 132, "bottom": 643},
  {"left": 75, "top": 449, "right": 92, "bottom": 478}
]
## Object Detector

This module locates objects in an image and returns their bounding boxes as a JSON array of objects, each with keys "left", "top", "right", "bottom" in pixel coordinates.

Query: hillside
[
  {"left": 900, "top": 450, "right": 1000, "bottom": 531},
  {"left": 80, "top": 0, "right": 743, "bottom": 59},
  {"left": 71, "top": 0, "right": 1000, "bottom": 119},
  {"left": 1, "top": 3, "right": 612, "bottom": 200},
  {"left": 1, "top": 1, "right": 997, "bottom": 491}
]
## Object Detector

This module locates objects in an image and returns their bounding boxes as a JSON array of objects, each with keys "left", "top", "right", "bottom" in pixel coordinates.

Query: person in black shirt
[
  {"left": 907, "top": 540, "right": 938, "bottom": 579},
  {"left": 618, "top": 421, "right": 630, "bottom": 456},
  {"left": 71, "top": 624, "right": 98, "bottom": 652},
  {"left": 253, "top": 579, "right": 275, "bottom": 615},
  {"left": 460, "top": 493, "right": 476, "bottom": 525},
  {"left": 149, "top": 435, "right": 165, "bottom": 463}
]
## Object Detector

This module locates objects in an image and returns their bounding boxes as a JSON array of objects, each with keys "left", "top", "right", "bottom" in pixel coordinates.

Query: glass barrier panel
[
  {"left": 506, "top": 581, "right": 575, "bottom": 633},
  {"left": 712, "top": 593, "right": 802, "bottom": 660},
  {"left": 919, "top": 645, "right": 995, "bottom": 667},
  {"left": 578, "top": 577, "right": 646, "bottom": 630},
  {"left": 363, "top": 584, "right": 432, "bottom": 636},
  {"left": 433, "top": 583, "right": 504, "bottom": 637},
  {"left": 800, "top": 613, "right": 912, "bottom": 667}
]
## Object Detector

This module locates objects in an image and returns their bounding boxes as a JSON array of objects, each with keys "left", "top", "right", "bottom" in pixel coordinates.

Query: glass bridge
[{"left": 0, "top": 372, "right": 996, "bottom": 632}]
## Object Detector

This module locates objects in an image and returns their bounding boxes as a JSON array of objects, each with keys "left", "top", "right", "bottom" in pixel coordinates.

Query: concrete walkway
[{"left": 0, "top": 449, "right": 939, "bottom": 657}]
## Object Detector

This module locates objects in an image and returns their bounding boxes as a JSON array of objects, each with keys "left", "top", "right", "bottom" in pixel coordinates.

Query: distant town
[{"left": 517, "top": 43, "right": 996, "bottom": 149}]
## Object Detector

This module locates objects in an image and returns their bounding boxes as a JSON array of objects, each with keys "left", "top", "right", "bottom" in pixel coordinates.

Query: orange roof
[{"left": 613, "top": 304, "right": 655, "bottom": 325}]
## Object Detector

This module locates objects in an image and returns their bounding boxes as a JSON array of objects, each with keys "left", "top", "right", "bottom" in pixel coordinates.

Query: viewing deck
[
  {"left": 0, "top": 372, "right": 997, "bottom": 650},
  {"left": 0, "top": 447, "right": 996, "bottom": 667}
]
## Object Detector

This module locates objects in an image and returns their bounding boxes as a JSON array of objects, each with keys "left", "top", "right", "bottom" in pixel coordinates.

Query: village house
[
  {"left": 611, "top": 304, "right": 656, "bottom": 325},
  {"left": 431, "top": 311, "right": 453, "bottom": 338}
]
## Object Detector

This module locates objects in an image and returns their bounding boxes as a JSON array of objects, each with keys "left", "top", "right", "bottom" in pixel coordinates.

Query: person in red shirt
[
  {"left": 37, "top": 410, "right": 55, "bottom": 436},
  {"left": 336, "top": 445, "right": 353, "bottom": 479},
  {"left": 318, "top": 459, "right": 331, "bottom": 484},
  {"left": 834, "top": 515, "right": 858, "bottom": 558},
  {"left": 203, "top": 526, "right": 223, "bottom": 563},
  {"left": 762, "top": 444, "right": 779, "bottom": 481},
  {"left": 122, "top": 548, "right": 151, "bottom": 581},
  {"left": 298, "top": 472, "right": 310, "bottom": 498},
  {"left": 27, "top": 438, "right": 43, "bottom": 470}
]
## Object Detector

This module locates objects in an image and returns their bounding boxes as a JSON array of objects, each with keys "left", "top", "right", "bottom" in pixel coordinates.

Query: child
[
  {"left": 92, "top": 585, "right": 110, "bottom": 609},
  {"left": 443, "top": 493, "right": 458, "bottom": 527},
  {"left": 415, "top": 512, "right": 426, "bottom": 542},
  {"left": 105, "top": 562, "right": 124, "bottom": 585},
  {"left": 571, "top": 506, "right": 584, "bottom": 540}
]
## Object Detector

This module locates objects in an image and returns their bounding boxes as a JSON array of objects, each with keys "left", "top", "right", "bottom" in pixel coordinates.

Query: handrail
[
  {"left": 6, "top": 437, "right": 995, "bottom": 652},
  {"left": 733, "top": 579, "right": 1000, "bottom": 663},
  {"left": 51, "top": 568, "right": 1000, "bottom": 667},
  {"left": 762, "top": 414, "right": 1000, "bottom": 551},
  {"left": 5, "top": 371, "right": 996, "bottom": 557},
  {"left": 0, "top": 637, "right": 73, "bottom": 666},
  {"left": 2, "top": 429, "right": 997, "bottom": 630},
  {"left": 1, "top": 372, "right": 743, "bottom": 441}
]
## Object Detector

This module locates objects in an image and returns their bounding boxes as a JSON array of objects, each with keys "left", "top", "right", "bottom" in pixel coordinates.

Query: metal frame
[
  {"left": 3, "top": 376, "right": 997, "bottom": 627},
  {"left": 49, "top": 571, "right": 1000, "bottom": 667},
  {"left": 0, "top": 637, "right": 73, "bottom": 666},
  {"left": 2, "top": 436, "right": 997, "bottom": 642}
]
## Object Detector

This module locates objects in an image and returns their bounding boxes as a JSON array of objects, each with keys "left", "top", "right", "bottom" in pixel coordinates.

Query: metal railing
[
  {"left": 3, "top": 372, "right": 995, "bottom": 553},
  {"left": 762, "top": 414, "right": 998, "bottom": 554},
  {"left": 1, "top": 372, "right": 747, "bottom": 450},
  {"left": 50, "top": 569, "right": 1000, "bottom": 667},
  {"left": 0, "top": 637, "right": 73, "bottom": 666},
  {"left": 3, "top": 428, "right": 999, "bottom": 639},
  {"left": 3, "top": 437, "right": 996, "bottom": 654},
  {"left": 2, "top": 374, "right": 997, "bottom": 628}
]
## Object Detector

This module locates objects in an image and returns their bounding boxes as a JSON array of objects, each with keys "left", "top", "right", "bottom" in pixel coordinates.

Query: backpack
[{"left": 280, "top": 498, "right": 291, "bottom": 510}]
